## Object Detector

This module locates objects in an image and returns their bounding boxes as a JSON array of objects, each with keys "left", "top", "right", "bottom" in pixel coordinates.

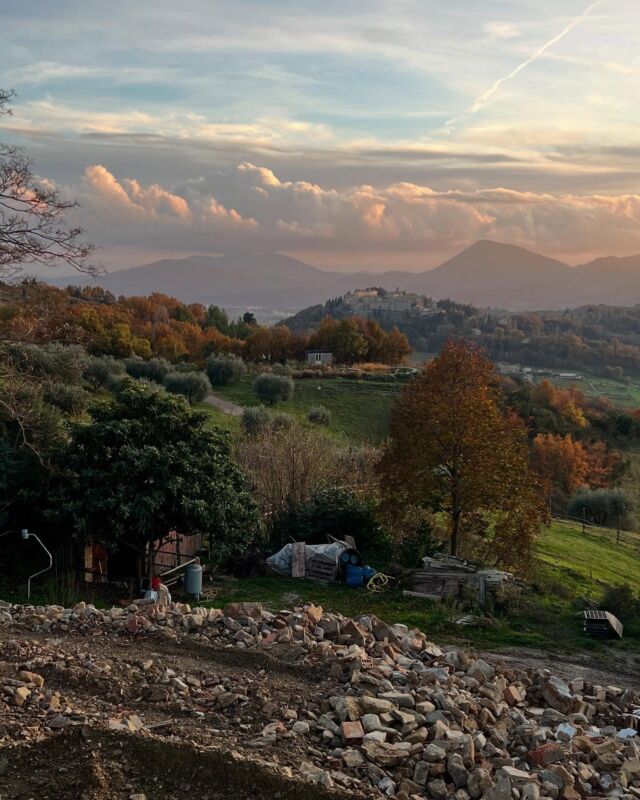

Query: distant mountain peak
[{"left": 45, "top": 241, "right": 640, "bottom": 312}]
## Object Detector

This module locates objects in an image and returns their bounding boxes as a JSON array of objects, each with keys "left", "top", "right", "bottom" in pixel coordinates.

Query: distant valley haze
[{"left": 48, "top": 240, "right": 640, "bottom": 312}]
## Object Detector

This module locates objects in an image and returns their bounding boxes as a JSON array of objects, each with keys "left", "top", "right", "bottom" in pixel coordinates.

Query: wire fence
[{"left": 551, "top": 513, "right": 640, "bottom": 547}]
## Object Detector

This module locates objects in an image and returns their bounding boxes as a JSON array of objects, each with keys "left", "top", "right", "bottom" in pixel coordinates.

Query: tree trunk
[{"left": 450, "top": 513, "right": 460, "bottom": 556}]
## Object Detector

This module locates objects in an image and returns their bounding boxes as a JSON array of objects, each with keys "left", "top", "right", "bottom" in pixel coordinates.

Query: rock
[
  {"left": 291, "top": 720, "right": 310, "bottom": 735},
  {"left": 541, "top": 677, "right": 582, "bottom": 715},
  {"left": 467, "top": 768, "right": 493, "bottom": 800},
  {"left": 341, "top": 720, "right": 365, "bottom": 744},
  {"left": 305, "top": 604, "right": 323, "bottom": 625},
  {"left": 427, "top": 778, "right": 449, "bottom": 800},
  {"left": 521, "top": 784, "right": 540, "bottom": 800},
  {"left": 17, "top": 670, "right": 44, "bottom": 688},
  {"left": 414, "top": 761, "right": 430, "bottom": 786},
  {"left": 360, "top": 696, "right": 396, "bottom": 715},
  {"left": 527, "top": 743, "right": 565, "bottom": 767},
  {"left": 362, "top": 740, "right": 411, "bottom": 768},
  {"left": 14, "top": 686, "right": 30, "bottom": 706},
  {"left": 467, "top": 659, "right": 494, "bottom": 683},
  {"left": 425, "top": 743, "right": 447, "bottom": 762},
  {"left": 0, "top": 758, "right": 8, "bottom": 777},
  {"left": 343, "top": 749, "right": 365, "bottom": 768},
  {"left": 447, "top": 753, "right": 469, "bottom": 788},
  {"left": 378, "top": 691, "right": 414, "bottom": 708},
  {"left": 300, "top": 761, "right": 334, "bottom": 788},
  {"left": 223, "top": 602, "right": 263, "bottom": 620}
]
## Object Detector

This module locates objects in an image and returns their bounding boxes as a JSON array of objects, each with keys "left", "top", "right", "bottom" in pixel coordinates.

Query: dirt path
[
  {"left": 204, "top": 393, "right": 244, "bottom": 416},
  {"left": 475, "top": 644, "right": 640, "bottom": 690}
]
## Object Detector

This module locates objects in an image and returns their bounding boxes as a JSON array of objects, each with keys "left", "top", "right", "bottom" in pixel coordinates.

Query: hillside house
[{"left": 306, "top": 349, "right": 333, "bottom": 365}]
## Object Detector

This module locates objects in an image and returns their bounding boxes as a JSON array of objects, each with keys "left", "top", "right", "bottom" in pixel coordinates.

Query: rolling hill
[{"left": 49, "top": 240, "right": 640, "bottom": 311}]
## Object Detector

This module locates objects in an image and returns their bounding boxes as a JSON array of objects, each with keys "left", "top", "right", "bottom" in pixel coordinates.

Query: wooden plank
[
  {"left": 292, "top": 542, "right": 306, "bottom": 578},
  {"left": 403, "top": 590, "right": 442, "bottom": 602},
  {"left": 344, "top": 535, "right": 356, "bottom": 549}
]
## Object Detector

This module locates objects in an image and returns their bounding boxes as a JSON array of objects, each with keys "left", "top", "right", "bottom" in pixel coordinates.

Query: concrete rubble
[{"left": 1, "top": 598, "right": 640, "bottom": 799}]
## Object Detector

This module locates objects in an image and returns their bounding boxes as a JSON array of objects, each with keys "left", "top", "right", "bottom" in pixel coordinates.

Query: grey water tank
[{"left": 184, "top": 562, "right": 203, "bottom": 597}]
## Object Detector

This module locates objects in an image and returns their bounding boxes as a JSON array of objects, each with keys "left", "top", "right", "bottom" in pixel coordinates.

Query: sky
[{"left": 2, "top": 0, "right": 640, "bottom": 273}]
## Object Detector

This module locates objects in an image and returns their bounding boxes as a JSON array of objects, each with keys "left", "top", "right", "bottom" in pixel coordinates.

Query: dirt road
[{"left": 204, "top": 393, "right": 244, "bottom": 417}]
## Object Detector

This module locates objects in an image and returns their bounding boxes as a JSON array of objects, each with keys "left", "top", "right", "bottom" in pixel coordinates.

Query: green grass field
[
  {"left": 206, "top": 521, "right": 640, "bottom": 653},
  {"left": 210, "top": 375, "right": 399, "bottom": 443},
  {"left": 545, "top": 371, "right": 640, "bottom": 407}
]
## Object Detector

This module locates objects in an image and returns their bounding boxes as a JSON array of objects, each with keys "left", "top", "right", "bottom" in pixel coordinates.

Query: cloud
[
  {"left": 452, "top": 0, "right": 605, "bottom": 123},
  {"left": 484, "top": 22, "right": 521, "bottom": 40},
  {"left": 62, "top": 162, "right": 640, "bottom": 264}
]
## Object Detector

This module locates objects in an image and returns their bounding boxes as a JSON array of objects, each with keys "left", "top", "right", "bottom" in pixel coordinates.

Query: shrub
[
  {"left": 241, "top": 405, "right": 271, "bottom": 435},
  {"left": 271, "top": 412, "right": 294, "bottom": 431},
  {"left": 125, "top": 356, "right": 171, "bottom": 384},
  {"left": 272, "top": 363, "right": 292, "bottom": 376},
  {"left": 163, "top": 371, "right": 210, "bottom": 404},
  {"left": 84, "top": 355, "right": 125, "bottom": 388},
  {"left": 252, "top": 374, "right": 294, "bottom": 405},
  {"left": 272, "top": 485, "right": 392, "bottom": 562},
  {"left": 206, "top": 353, "right": 246, "bottom": 386},
  {"left": 568, "top": 487, "right": 634, "bottom": 528},
  {"left": 43, "top": 382, "right": 89, "bottom": 417},
  {"left": 307, "top": 405, "right": 331, "bottom": 426},
  {"left": 396, "top": 519, "right": 446, "bottom": 568},
  {"left": 600, "top": 584, "right": 640, "bottom": 622}
]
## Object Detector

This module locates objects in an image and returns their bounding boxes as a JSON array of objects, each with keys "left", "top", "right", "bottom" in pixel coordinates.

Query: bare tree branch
[{"left": 0, "top": 89, "right": 98, "bottom": 280}]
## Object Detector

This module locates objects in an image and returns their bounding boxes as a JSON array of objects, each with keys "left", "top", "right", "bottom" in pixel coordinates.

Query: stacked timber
[{"left": 403, "top": 554, "right": 513, "bottom": 602}]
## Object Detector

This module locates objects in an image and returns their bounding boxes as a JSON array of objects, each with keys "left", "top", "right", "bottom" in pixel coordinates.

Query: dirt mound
[{"left": 1, "top": 727, "right": 349, "bottom": 800}]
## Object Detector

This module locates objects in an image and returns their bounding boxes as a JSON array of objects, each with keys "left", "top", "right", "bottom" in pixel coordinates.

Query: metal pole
[{"left": 21, "top": 530, "right": 53, "bottom": 600}]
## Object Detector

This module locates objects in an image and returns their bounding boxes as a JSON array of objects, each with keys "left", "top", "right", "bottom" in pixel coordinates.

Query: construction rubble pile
[{"left": 1, "top": 599, "right": 640, "bottom": 800}]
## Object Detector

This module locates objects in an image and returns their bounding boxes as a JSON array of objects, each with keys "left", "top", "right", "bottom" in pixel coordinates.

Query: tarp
[{"left": 266, "top": 541, "right": 347, "bottom": 577}]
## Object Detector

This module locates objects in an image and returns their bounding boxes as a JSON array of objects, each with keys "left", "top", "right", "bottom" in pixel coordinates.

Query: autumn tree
[
  {"left": 381, "top": 340, "right": 546, "bottom": 570},
  {"left": 531, "top": 433, "right": 590, "bottom": 502},
  {"left": 532, "top": 433, "right": 620, "bottom": 511}
]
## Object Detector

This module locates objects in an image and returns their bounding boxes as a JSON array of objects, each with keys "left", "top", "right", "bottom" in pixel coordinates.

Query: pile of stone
[{"left": 2, "top": 599, "right": 640, "bottom": 799}]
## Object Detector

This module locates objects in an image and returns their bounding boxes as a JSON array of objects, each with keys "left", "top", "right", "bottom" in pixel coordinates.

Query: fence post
[
  {"left": 617, "top": 515, "right": 621, "bottom": 545},
  {"left": 582, "top": 506, "right": 586, "bottom": 535}
]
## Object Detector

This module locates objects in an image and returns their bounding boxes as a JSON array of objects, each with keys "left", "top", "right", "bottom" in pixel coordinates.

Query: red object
[{"left": 151, "top": 576, "right": 161, "bottom": 591}]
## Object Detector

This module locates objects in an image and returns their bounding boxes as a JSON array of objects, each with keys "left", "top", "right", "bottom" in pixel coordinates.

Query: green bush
[
  {"left": 163, "top": 371, "right": 210, "bottom": 404},
  {"left": 271, "top": 412, "right": 294, "bottom": 431},
  {"left": 396, "top": 519, "right": 446, "bottom": 568},
  {"left": 84, "top": 355, "right": 125, "bottom": 388},
  {"left": 206, "top": 353, "right": 246, "bottom": 386},
  {"left": 125, "top": 356, "right": 171, "bottom": 384},
  {"left": 241, "top": 405, "right": 271, "bottom": 435},
  {"left": 272, "top": 485, "right": 392, "bottom": 562},
  {"left": 252, "top": 374, "right": 294, "bottom": 405},
  {"left": 307, "top": 405, "right": 331, "bottom": 426},
  {"left": 600, "top": 584, "right": 640, "bottom": 622},
  {"left": 568, "top": 487, "right": 634, "bottom": 528},
  {"left": 43, "top": 382, "right": 89, "bottom": 417}
]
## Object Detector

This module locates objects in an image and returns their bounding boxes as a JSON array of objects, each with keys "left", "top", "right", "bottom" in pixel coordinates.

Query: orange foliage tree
[
  {"left": 381, "top": 340, "right": 546, "bottom": 571},
  {"left": 532, "top": 433, "right": 620, "bottom": 508},
  {"left": 531, "top": 434, "right": 590, "bottom": 499}
]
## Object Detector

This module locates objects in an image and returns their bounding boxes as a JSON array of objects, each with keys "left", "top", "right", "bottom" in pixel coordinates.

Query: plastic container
[
  {"left": 344, "top": 564, "right": 364, "bottom": 588},
  {"left": 362, "top": 566, "right": 376, "bottom": 582},
  {"left": 184, "top": 562, "right": 203, "bottom": 597}
]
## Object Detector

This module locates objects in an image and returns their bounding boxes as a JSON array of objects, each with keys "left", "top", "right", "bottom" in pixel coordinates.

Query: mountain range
[{"left": 48, "top": 240, "right": 640, "bottom": 312}]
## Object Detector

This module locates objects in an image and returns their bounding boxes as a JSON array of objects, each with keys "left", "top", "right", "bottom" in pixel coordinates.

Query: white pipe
[{"left": 21, "top": 530, "right": 53, "bottom": 600}]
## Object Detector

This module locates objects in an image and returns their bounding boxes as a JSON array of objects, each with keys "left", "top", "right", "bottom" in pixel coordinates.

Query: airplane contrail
[{"left": 452, "top": 0, "right": 604, "bottom": 123}]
